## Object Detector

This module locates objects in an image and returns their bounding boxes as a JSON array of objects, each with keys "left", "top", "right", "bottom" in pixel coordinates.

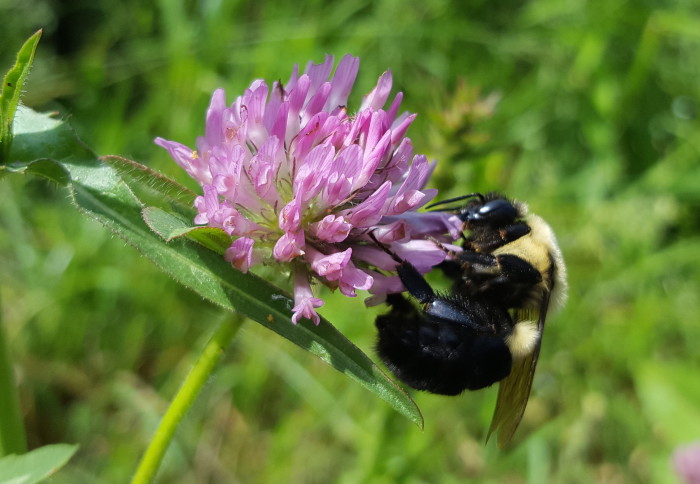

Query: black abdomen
[{"left": 375, "top": 294, "right": 513, "bottom": 395}]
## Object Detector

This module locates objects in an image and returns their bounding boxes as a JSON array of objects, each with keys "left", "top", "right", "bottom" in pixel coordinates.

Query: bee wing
[{"left": 486, "top": 291, "right": 551, "bottom": 448}]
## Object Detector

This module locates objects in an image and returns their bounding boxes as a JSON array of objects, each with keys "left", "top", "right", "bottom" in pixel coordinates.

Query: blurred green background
[{"left": 2, "top": 0, "right": 700, "bottom": 482}]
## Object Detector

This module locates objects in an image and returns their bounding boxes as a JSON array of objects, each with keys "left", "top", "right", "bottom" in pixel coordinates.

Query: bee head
[
  {"left": 426, "top": 192, "right": 525, "bottom": 227},
  {"left": 460, "top": 194, "right": 519, "bottom": 227}
]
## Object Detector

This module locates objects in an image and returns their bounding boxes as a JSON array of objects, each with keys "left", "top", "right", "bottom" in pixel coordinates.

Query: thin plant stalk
[
  {"left": 0, "top": 294, "right": 28, "bottom": 456},
  {"left": 131, "top": 316, "right": 244, "bottom": 484}
]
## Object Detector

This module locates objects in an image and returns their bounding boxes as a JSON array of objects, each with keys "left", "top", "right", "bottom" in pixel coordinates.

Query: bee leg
[
  {"left": 369, "top": 231, "right": 509, "bottom": 333},
  {"left": 423, "top": 236, "right": 477, "bottom": 283},
  {"left": 425, "top": 235, "right": 450, "bottom": 253},
  {"left": 454, "top": 251, "right": 539, "bottom": 282},
  {"left": 500, "top": 223, "right": 531, "bottom": 242},
  {"left": 451, "top": 251, "right": 542, "bottom": 305},
  {"left": 395, "top": 259, "right": 438, "bottom": 304},
  {"left": 492, "top": 254, "right": 543, "bottom": 285},
  {"left": 368, "top": 231, "right": 439, "bottom": 304},
  {"left": 436, "top": 250, "right": 498, "bottom": 286}
]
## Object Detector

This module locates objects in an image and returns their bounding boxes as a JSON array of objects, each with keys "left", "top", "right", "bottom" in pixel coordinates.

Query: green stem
[
  {"left": 0, "top": 294, "right": 28, "bottom": 456},
  {"left": 131, "top": 316, "right": 244, "bottom": 484}
]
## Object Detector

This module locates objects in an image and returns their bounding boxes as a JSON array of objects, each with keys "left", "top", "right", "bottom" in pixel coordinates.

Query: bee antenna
[{"left": 425, "top": 193, "right": 484, "bottom": 210}]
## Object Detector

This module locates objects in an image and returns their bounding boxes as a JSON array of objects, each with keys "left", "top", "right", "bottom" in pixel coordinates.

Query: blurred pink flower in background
[
  {"left": 156, "top": 54, "right": 460, "bottom": 324},
  {"left": 674, "top": 442, "right": 700, "bottom": 484}
]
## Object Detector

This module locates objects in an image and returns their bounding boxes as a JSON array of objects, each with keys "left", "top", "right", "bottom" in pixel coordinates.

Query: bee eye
[{"left": 465, "top": 199, "right": 517, "bottom": 224}]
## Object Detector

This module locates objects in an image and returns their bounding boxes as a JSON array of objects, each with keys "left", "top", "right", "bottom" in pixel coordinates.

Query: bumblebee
[{"left": 374, "top": 193, "right": 567, "bottom": 446}]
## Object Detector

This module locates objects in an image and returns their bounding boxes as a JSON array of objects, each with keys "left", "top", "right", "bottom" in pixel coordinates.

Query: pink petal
[
  {"left": 204, "top": 88, "right": 227, "bottom": 147},
  {"left": 390, "top": 113, "right": 417, "bottom": 147},
  {"left": 268, "top": 99, "right": 289, "bottom": 142},
  {"left": 320, "top": 172, "right": 353, "bottom": 209},
  {"left": 386, "top": 189, "right": 426, "bottom": 215},
  {"left": 278, "top": 193, "right": 303, "bottom": 232},
  {"left": 294, "top": 143, "right": 335, "bottom": 203},
  {"left": 286, "top": 75, "right": 311, "bottom": 145},
  {"left": 154, "top": 138, "right": 212, "bottom": 186},
  {"left": 386, "top": 91, "right": 404, "bottom": 124},
  {"left": 285, "top": 63, "right": 301, "bottom": 92},
  {"left": 343, "top": 110, "right": 372, "bottom": 149},
  {"left": 244, "top": 81, "right": 270, "bottom": 148},
  {"left": 384, "top": 154, "right": 434, "bottom": 215},
  {"left": 212, "top": 144, "right": 246, "bottom": 201},
  {"left": 309, "top": 214, "right": 352, "bottom": 243},
  {"left": 326, "top": 54, "right": 360, "bottom": 110},
  {"left": 307, "top": 247, "right": 352, "bottom": 281},
  {"left": 366, "top": 270, "right": 404, "bottom": 296},
  {"left": 194, "top": 196, "right": 208, "bottom": 225},
  {"left": 328, "top": 110, "right": 351, "bottom": 146},
  {"left": 384, "top": 212, "right": 464, "bottom": 240},
  {"left": 352, "top": 123, "right": 392, "bottom": 191},
  {"left": 263, "top": 81, "right": 284, "bottom": 134},
  {"left": 370, "top": 219, "right": 411, "bottom": 243},
  {"left": 392, "top": 239, "right": 449, "bottom": 272},
  {"left": 364, "top": 111, "right": 389, "bottom": 159},
  {"left": 301, "top": 82, "right": 331, "bottom": 125},
  {"left": 248, "top": 136, "right": 282, "bottom": 203},
  {"left": 364, "top": 271, "right": 404, "bottom": 306},
  {"left": 401, "top": 154, "right": 431, "bottom": 192},
  {"left": 273, "top": 230, "right": 306, "bottom": 262},
  {"left": 320, "top": 144, "right": 363, "bottom": 207},
  {"left": 221, "top": 209, "right": 267, "bottom": 237},
  {"left": 351, "top": 245, "right": 400, "bottom": 271},
  {"left": 290, "top": 111, "right": 330, "bottom": 162},
  {"left": 303, "top": 54, "right": 334, "bottom": 96},
  {"left": 338, "top": 262, "right": 374, "bottom": 297},
  {"left": 225, "top": 237, "right": 256, "bottom": 273},
  {"left": 291, "top": 269, "right": 324, "bottom": 325},
  {"left": 377, "top": 137, "right": 413, "bottom": 186},
  {"left": 194, "top": 184, "right": 234, "bottom": 227},
  {"left": 361, "top": 70, "right": 393, "bottom": 111},
  {"left": 343, "top": 181, "right": 392, "bottom": 227}
]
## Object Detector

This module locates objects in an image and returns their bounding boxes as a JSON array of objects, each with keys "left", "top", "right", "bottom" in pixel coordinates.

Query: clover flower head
[
  {"left": 156, "top": 54, "right": 460, "bottom": 324},
  {"left": 674, "top": 442, "right": 700, "bottom": 484}
]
